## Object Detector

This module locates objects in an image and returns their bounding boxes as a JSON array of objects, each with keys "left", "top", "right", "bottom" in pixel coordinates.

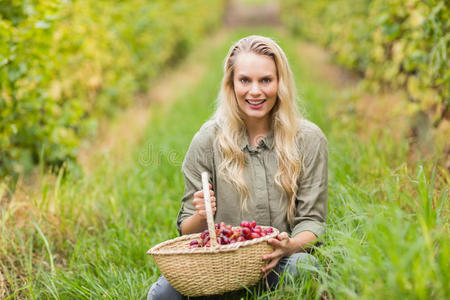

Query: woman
[{"left": 148, "top": 35, "right": 327, "bottom": 299}]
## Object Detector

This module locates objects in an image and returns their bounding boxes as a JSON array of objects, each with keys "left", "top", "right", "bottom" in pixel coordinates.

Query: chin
[{"left": 246, "top": 112, "right": 269, "bottom": 120}]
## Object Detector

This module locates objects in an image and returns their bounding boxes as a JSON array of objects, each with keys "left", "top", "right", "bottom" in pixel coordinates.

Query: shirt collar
[{"left": 240, "top": 130, "right": 274, "bottom": 151}]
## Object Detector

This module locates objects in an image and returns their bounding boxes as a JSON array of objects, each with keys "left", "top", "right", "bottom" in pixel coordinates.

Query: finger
[
  {"left": 277, "top": 232, "right": 289, "bottom": 241},
  {"left": 262, "top": 259, "right": 278, "bottom": 274},
  {"left": 267, "top": 238, "right": 283, "bottom": 248},
  {"left": 192, "top": 198, "right": 205, "bottom": 207},
  {"left": 262, "top": 248, "right": 283, "bottom": 261},
  {"left": 261, "top": 257, "right": 281, "bottom": 276},
  {"left": 262, "top": 266, "right": 275, "bottom": 278},
  {"left": 195, "top": 203, "right": 205, "bottom": 210},
  {"left": 195, "top": 207, "right": 205, "bottom": 214},
  {"left": 194, "top": 190, "right": 215, "bottom": 198},
  {"left": 203, "top": 184, "right": 214, "bottom": 193}
]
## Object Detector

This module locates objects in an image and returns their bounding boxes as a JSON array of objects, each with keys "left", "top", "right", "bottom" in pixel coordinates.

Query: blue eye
[
  {"left": 262, "top": 78, "right": 271, "bottom": 83},
  {"left": 240, "top": 78, "right": 249, "bottom": 84}
]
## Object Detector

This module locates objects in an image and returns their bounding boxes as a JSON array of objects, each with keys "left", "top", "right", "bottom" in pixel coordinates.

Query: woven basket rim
[{"left": 147, "top": 226, "right": 279, "bottom": 255}]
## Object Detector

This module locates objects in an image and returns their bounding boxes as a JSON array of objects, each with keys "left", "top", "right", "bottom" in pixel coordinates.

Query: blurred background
[
  {"left": 0, "top": 0, "right": 448, "bottom": 299},
  {"left": 0, "top": 0, "right": 448, "bottom": 180}
]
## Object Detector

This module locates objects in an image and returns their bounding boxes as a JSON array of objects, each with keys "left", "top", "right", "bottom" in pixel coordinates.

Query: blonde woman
[{"left": 148, "top": 35, "right": 327, "bottom": 299}]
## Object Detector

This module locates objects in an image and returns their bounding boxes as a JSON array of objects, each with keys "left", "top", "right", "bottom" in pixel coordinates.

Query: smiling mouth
[{"left": 246, "top": 99, "right": 266, "bottom": 105}]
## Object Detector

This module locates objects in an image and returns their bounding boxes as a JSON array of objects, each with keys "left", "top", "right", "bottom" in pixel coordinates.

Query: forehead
[{"left": 234, "top": 52, "right": 277, "bottom": 77}]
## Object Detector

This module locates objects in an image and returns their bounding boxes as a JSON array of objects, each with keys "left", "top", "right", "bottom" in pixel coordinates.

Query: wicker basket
[{"left": 147, "top": 172, "right": 279, "bottom": 296}]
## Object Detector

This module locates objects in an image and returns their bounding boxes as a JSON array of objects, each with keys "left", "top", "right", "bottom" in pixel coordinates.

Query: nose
[{"left": 249, "top": 82, "right": 261, "bottom": 97}]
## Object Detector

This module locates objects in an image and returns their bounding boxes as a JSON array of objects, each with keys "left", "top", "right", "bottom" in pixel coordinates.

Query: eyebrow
[{"left": 236, "top": 74, "right": 275, "bottom": 78}]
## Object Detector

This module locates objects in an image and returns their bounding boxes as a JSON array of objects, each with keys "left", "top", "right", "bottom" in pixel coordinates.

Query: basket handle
[{"left": 201, "top": 172, "right": 218, "bottom": 248}]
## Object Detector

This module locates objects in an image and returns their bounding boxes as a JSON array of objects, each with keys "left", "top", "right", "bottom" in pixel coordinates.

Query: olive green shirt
[{"left": 176, "top": 118, "right": 327, "bottom": 238}]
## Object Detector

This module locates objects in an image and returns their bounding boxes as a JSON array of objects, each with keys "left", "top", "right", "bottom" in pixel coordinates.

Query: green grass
[{"left": 1, "top": 28, "right": 448, "bottom": 299}]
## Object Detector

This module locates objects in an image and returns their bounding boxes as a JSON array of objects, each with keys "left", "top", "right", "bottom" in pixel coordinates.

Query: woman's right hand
[{"left": 192, "top": 183, "right": 216, "bottom": 219}]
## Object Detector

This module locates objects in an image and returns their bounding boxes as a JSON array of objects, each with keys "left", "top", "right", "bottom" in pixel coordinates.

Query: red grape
[
  {"left": 240, "top": 221, "right": 250, "bottom": 228},
  {"left": 242, "top": 227, "right": 251, "bottom": 236},
  {"left": 250, "top": 233, "right": 260, "bottom": 239},
  {"left": 188, "top": 221, "right": 275, "bottom": 248},
  {"left": 221, "top": 228, "right": 232, "bottom": 237},
  {"left": 189, "top": 240, "right": 200, "bottom": 249}
]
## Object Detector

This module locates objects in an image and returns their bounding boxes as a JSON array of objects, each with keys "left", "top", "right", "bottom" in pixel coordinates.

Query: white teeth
[{"left": 247, "top": 100, "right": 265, "bottom": 105}]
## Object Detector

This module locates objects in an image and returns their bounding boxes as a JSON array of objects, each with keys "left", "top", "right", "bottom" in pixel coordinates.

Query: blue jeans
[{"left": 147, "top": 252, "right": 317, "bottom": 300}]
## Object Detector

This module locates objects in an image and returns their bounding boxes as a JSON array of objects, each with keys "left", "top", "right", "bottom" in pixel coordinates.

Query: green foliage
[
  {"left": 0, "top": 30, "right": 229, "bottom": 298},
  {"left": 281, "top": 0, "right": 449, "bottom": 126},
  {"left": 0, "top": 0, "right": 224, "bottom": 177},
  {"left": 281, "top": 30, "right": 448, "bottom": 299},
  {"left": 1, "top": 28, "right": 447, "bottom": 299}
]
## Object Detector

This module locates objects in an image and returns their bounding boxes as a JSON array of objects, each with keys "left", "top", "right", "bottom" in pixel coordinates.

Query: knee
[
  {"left": 285, "top": 252, "right": 319, "bottom": 278},
  {"left": 147, "top": 282, "right": 159, "bottom": 300},
  {"left": 147, "top": 275, "right": 182, "bottom": 300}
]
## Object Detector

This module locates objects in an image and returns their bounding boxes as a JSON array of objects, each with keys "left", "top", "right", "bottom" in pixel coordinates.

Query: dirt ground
[{"left": 224, "top": 0, "right": 282, "bottom": 27}]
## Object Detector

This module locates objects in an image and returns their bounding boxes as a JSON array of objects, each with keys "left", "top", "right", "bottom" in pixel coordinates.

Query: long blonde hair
[{"left": 213, "top": 35, "right": 303, "bottom": 225}]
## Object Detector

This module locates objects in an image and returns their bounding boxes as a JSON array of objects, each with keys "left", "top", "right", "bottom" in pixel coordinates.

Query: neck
[{"left": 244, "top": 116, "right": 271, "bottom": 145}]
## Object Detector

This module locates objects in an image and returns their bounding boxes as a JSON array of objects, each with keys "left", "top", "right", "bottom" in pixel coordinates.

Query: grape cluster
[{"left": 189, "top": 221, "right": 274, "bottom": 249}]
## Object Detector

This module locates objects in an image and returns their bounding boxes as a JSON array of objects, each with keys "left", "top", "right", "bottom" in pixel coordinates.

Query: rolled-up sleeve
[
  {"left": 176, "top": 125, "right": 214, "bottom": 235},
  {"left": 291, "top": 132, "right": 328, "bottom": 238}
]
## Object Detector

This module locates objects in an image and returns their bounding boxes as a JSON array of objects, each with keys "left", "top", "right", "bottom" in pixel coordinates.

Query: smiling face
[{"left": 233, "top": 52, "right": 278, "bottom": 126}]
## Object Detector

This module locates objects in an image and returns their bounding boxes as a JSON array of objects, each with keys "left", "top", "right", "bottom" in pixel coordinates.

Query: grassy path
[{"left": 2, "top": 28, "right": 448, "bottom": 299}]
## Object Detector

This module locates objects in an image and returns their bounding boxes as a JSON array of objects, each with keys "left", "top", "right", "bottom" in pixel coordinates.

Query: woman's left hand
[{"left": 261, "top": 232, "right": 297, "bottom": 278}]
